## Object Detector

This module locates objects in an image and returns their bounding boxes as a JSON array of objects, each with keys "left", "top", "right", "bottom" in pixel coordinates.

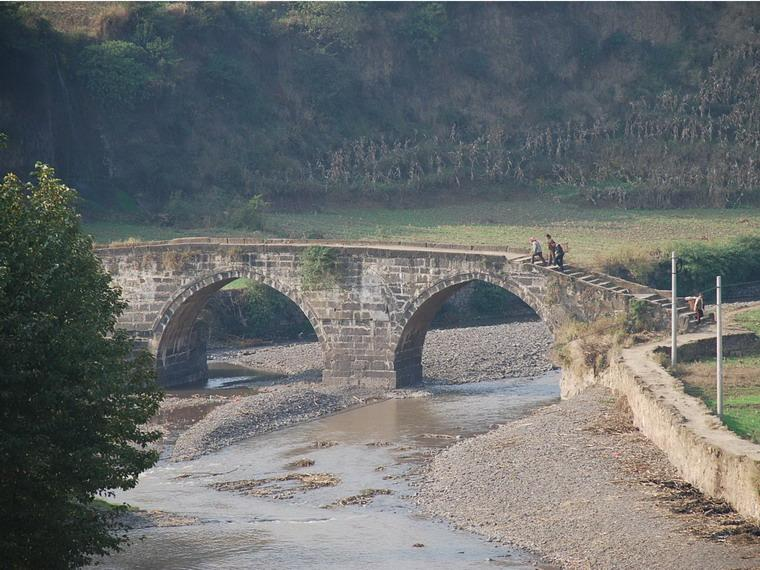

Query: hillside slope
[{"left": 2, "top": 2, "right": 760, "bottom": 222}]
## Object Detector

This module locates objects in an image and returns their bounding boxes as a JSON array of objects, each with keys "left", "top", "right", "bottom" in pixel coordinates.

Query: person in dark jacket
[
  {"left": 546, "top": 234, "right": 557, "bottom": 265},
  {"left": 554, "top": 242, "right": 565, "bottom": 271}
]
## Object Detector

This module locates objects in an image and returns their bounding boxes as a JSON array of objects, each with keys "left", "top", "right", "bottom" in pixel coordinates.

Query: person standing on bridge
[
  {"left": 546, "top": 234, "right": 557, "bottom": 265},
  {"left": 530, "top": 237, "right": 546, "bottom": 265},
  {"left": 554, "top": 242, "right": 565, "bottom": 272}
]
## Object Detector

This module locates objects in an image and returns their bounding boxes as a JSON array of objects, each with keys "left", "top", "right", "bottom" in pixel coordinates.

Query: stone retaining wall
[{"left": 563, "top": 333, "right": 760, "bottom": 523}]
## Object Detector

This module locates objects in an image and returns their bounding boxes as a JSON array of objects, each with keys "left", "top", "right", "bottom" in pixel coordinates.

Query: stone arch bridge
[{"left": 96, "top": 239, "right": 672, "bottom": 388}]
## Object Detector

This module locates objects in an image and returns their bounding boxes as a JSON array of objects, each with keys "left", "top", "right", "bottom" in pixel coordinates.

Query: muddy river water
[{"left": 100, "top": 370, "right": 561, "bottom": 569}]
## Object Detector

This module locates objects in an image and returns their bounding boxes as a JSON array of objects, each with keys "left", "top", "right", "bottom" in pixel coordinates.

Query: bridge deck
[{"left": 95, "top": 237, "right": 527, "bottom": 259}]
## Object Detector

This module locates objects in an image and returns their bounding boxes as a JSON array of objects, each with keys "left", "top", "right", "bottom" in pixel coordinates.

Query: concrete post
[
  {"left": 716, "top": 275, "right": 723, "bottom": 418},
  {"left": 671, "top": 251, "right": 677, "bottom": 367}
]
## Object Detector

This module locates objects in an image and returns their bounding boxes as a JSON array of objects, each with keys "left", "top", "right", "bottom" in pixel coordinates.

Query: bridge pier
[{"left": 155, "top": 321, "right": 208, "bottom": 387}]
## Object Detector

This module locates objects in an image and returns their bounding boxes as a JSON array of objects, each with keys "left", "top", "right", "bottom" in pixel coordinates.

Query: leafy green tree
[
  {"left": 0, "top": 164, "right": 163, "bottom": 568},
  {"left": 230, "top": 194, "right": 267, "bottom": 230}
]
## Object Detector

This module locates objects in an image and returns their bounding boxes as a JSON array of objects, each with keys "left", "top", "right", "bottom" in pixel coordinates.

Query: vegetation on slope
[{"left": 4, "top": 3, "right": 760, "bottom": 226}]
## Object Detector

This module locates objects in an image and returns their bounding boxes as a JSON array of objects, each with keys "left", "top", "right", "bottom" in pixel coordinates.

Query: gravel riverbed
[
  {"left": 170, "top": 386, "right": 395, "bottom": 461},
  {"left": 210, "top": 321, "right": 554, "bottom": 384},
  {"left": 150, "top": 320, "right": 760, "bottom": 567},
  {"left": 414, "top": 386, "right": 760, "bottom": 570}
]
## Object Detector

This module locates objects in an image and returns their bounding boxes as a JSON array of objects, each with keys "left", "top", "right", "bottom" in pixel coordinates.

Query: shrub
[
  {"left": 79, "top": 40, "right": 154, "bottom": 107},
  {"left": 553, "top": 315, "right": 627, "bottom": 377},
  {"left": 243, "top": 281, "right": 312, "bottom": 339},
  {"left": 399, "top": 3, "right": 448, "bottom": 60},
  {"left": 300, "top": 246, "right": 338, "bottom": 290},
  {"left": 163, "top": 189, "right": 266, "bottom": 230},
  {"left": 230, "top": 194, "right": 266, "bottom": 230},
  {"left": 626, "top": 298, "right": 657, "bottom": 333},
  {"left": 602, "top": 235, "right": 760, "bottom": 301}
]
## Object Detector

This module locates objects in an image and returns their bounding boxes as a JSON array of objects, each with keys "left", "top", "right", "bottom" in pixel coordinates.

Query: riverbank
[{"left": 414, "top": 386, "right": 760, "bottom": 570}]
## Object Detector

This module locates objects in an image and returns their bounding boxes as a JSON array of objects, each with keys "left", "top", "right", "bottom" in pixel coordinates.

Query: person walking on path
[
  {"left": 530, "top": 237, "right": 546, "bottom": 265},
  {"left": 546, "top": 234, "right": 557, "bottom": 265},
  {"left": 554, "top": 242, "right": 565, "bottom": 272}
]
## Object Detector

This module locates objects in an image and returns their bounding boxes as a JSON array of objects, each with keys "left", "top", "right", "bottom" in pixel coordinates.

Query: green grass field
[
  {"left": 735, "top": 308, "right": 760, "bottom": 335},
  {"left": 685, "top": 385, "right": 760, "bottom": 444},
  {"left": 681, "top": 354, "right": 760, "bottom": 443},
  {"left": 84, "top": 198, "right": 760, "bottom": 266}
]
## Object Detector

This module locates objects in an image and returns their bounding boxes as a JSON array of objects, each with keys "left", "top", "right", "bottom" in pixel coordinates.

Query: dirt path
[{"left": 415, "top": 386, "right": 760, "bottom": 570}]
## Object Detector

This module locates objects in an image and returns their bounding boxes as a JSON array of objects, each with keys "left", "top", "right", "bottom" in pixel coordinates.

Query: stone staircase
[{"left": 510, "top": 255, "right": 713, "bottom": 332}]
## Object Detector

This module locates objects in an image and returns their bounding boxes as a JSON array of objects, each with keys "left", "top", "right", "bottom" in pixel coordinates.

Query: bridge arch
[
  {"left": 390, "top": 272, "right": 547, "bottom": 386},
  {"left": 151, "top": 268, "right": 326, "bottom": 386}
]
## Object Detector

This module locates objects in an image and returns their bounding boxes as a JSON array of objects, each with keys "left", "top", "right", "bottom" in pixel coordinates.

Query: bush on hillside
[
  {"left": 230, "top": 194, "right": 267, "bottom": 230},
  {"left": 79, "top": 40, "right": 154, "bottom": 107},
  {"left": 163, "top": 189, "right": 266, "bottom": 230}
]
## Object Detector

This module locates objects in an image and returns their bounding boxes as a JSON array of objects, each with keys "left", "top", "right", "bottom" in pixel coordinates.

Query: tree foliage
[
  {"left": 602, "top": 235, "right": 760, "bottom": 300},
  {"left": 243, "top": 281, "right": 312, "bottom": 339},
  {"left": 0, "top": 164, "right": 163, "bottom": 568},
  {"left": 7, "top": 3, "right": 760, "bottom": 216},
  {"left": 79, "top": 40, "right": 154, "bottom": 107}
]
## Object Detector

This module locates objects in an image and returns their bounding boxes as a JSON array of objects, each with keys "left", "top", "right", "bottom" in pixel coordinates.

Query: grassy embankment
[
  {"left": 85, "top": 199, "right": 760, "bottom": 267},
  {"left": 675, "top": 307, "right": 760, "bottom": 444}
]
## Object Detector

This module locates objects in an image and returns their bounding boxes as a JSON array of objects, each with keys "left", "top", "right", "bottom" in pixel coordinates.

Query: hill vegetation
[{"left": 3, "top": 3, "right": 760, "bottom": 226}]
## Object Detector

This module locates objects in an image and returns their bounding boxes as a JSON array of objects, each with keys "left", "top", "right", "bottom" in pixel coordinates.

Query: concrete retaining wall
[{"left": 563, "top": 333, "right": 760, "bottom": 523}]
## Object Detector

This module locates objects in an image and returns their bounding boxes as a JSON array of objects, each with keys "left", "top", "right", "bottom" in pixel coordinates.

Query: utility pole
[
  {"left": 716, "top": 275, "right": 723, "bottom": 418},
  {"left": 671, "top": 251, "right": 677, "bottom": 366}
]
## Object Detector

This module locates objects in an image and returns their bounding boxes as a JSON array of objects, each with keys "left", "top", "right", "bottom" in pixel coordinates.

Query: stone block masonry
[{"left": 96, "top": 239, "right": 665, "bottom": 388}]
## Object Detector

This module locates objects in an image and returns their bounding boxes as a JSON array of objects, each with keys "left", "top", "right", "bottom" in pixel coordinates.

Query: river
[{"left": 99, "top": 370, "right": 562, "bottom": 569}]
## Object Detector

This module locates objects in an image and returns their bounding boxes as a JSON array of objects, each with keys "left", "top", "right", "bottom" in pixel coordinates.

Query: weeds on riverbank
[
  {"left": 554, "top": 298, "right": 660, "bottom": 377},
  {"left": 553, "top": 316, "right": 627, "bottom": 377}
]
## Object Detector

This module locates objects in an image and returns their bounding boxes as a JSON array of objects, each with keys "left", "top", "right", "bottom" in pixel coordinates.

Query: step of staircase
[{"left": 632, "top": 293, "right": 660, "bottom": 301}]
